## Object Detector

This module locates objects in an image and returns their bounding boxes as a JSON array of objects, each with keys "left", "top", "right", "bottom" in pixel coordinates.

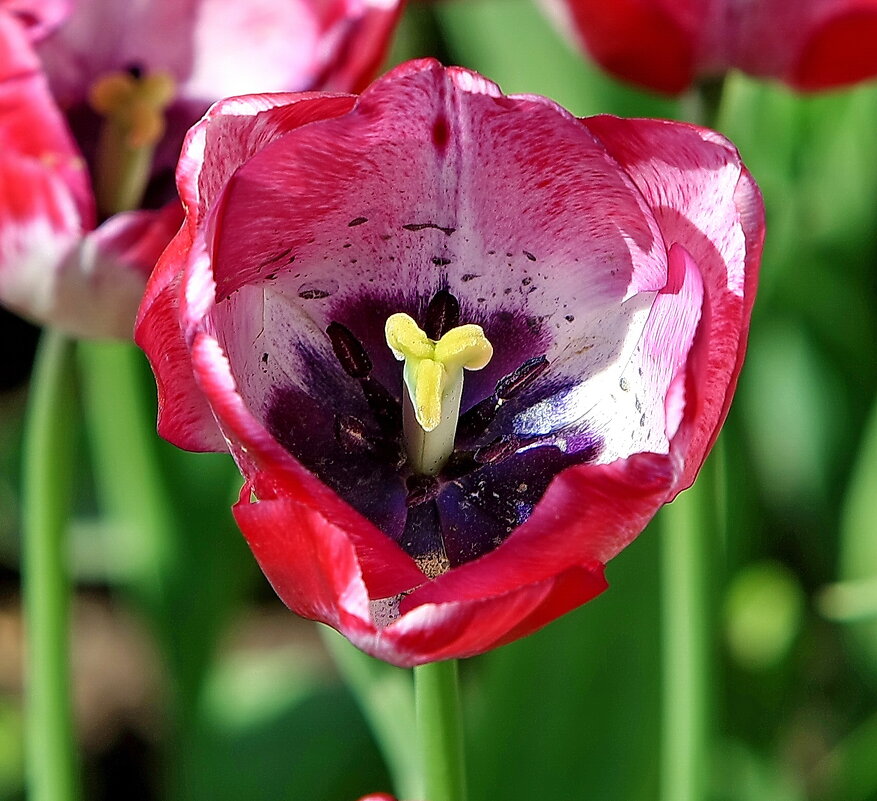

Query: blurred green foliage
[{"left": 3, "top": 1, "right": 877, "bottom": 799}]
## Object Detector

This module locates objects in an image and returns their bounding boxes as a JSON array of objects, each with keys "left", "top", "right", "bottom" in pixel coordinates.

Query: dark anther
[
  {"left": 440, "top": 449, "right": 480, "bottom": 480},
  {"left": 458, "top": 356, "right": 549, "bottom": 440},
  {"left": 360, "top": 376, "right": 402, "bottom": 436},
  {"left": 424, "top": 290, "right": 460, "bottom": 340},
  {"left": 495, "top": 355, "right": 549, "bottom": 400},
  {"left": 335, "top": 415, "right": 373, "bottom": 454},
  {"left": 456, "top": 396, "right": 500, "bottom": 440},
  {"left": 335, "top": 413, "right": 403, "bottom": 465},
  {"left": 475, "top": 436, "right": 521, "bottom": 465},
  {"left": 326, "top": 322, "right": 372, "bottom": 378},
  {"left": 406, "top": 474, "right": 441, "bottom": 507},
  {"left": 126, "top": 64, "right": 144, "bottom": 79}
]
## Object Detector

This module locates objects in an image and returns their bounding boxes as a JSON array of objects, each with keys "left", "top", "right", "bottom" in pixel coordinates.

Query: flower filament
[
  {"left": 88, "top": 68, "right": 176, "bottom": 215},
  {"left": 385, "top": 313, "right": 493, "bottom": 475}
]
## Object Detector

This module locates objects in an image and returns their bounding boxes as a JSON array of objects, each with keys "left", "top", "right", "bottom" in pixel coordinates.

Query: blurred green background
[{"left": 3, "top": 1, "right": 877, "bottom": 799}]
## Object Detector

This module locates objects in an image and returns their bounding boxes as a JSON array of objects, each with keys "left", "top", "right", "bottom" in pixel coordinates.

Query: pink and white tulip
[{"left": 136, "top": 59, "right": 763, "bottom": 666}]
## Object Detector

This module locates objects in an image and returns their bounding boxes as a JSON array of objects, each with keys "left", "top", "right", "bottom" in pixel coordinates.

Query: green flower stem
[
  {"left": 77, "top": 341, "right": 176, "bottom": 624},
  {"left": 660, "top": 454, "right": 718, "bottom": 801},
  {"left": 681, "top": 76, "right": 727, "bottom": 131},
  {"left": 319, "top": 628, "right": 421, "bottom": 800},
  {"left": 415, "top": 659, "right": 467, "bottom": 801},
  {"left": 659, "top": 75, "right": 730, "bottom": 801},
  {"left": 78, "top": 341, "right": 203, "bottom": 799},
  {"left": 77, "top": 341, "right": 210, "bottom": 714},
  {"left": 22, "top": 329, "right": 80, "bottom": 801}
]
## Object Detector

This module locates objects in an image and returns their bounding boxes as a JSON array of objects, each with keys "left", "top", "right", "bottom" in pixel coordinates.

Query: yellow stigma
[
  {"left": 87, "top": 69, "right": 177, "bottom": 216},
  {"left": 385, "top": 312, "right": 493, "bottom": 475},
  {"left": 89, "top": 70, "right": 176, "bottom": 148},
  {"left": 88, "top": 72, "right": 176, "bottom": 147}
]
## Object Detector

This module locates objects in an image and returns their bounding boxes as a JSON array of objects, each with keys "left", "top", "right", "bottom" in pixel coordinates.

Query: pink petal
[
  {"left": 233, "top": 487, "right": 424, "bottom": 612},
  {"left": 716, "top": 0, "right": 877, "bottom": 88},
  {"left": 44, "top": 202, "right": 184, "bottom": 338},
  {"left": 316, "top": 0, "right": 406, "bottom": 93},
  {"left": 190, "top": 329, "right": 426, "bottom": 596},
  {"left": 135, "top": 228, "right": 226, "bottom": 450},
  {"left": 791, "top": 4, "right": 877, "bottom": 90},
  {"left": 384, "top": 563, "right": 607, "bottom": 664},
  {"left": 232, "top": 482, "right": 607, "bottom": 666},
  {"left": 1, "top": 0, "right": 67, "bottom": 41},
  {"left": 546, "top": 0, "right": 877, "bottom": 93},
  {"left": 137, "top": 93, "right": 356, "bottom": 447},
  {"left": 583, "top": 115, "right": 763, "bottom": 491},
  {"left": 403, "top": 451, "right": 672, "bottom": 609},
  {"left": 539, "top": 0, "right": 698, "bottom": 94},
  {"left": 36, "top": 0, "right": 402, "bottom": 109},
  {"left": 203, "top": 60, "right": 669, "bottom": 457},
  {"left": 178, "top": 92, "right": 356, "bottom": 225},
  {"left": 0, "top": 9, "right": 95, "bottom": 330}
]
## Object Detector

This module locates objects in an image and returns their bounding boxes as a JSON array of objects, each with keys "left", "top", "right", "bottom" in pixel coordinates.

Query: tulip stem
[
  {"left": 415, "top": 659, "right": 467, "bottom": 801},
  {"left": 682, "top": 75, "right": 727, "bottom": 130},
  {"left": 659, "top": 452, "right": 719, "bottom": 801},
  {"left": 22, "top": 329, "right": 80, "bottom": 801},
  {"left": 77, "top": 341, "right": 177, "bottom": 626}
]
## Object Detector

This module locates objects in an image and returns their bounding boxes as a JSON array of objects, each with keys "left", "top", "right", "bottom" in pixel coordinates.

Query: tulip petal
[
  {"left": 178, "top": 92, "right": 356, "bottom": 229},
  {"left": 539, "top": 0, "right": 697, "bottom": 94},
  {"left": 201, "top": 60, "right": 670, "bottom": 511},
  {"left": 793, "top": 6, "right": 877, "bottom": 90},
  {"left": 137, "top": 94, "right": 356, "bottom": 448},
  {"left": 233, "top": 483, "right": 607, "bottom": 666},
  {"left": 544, "top": 0, "right": 877, "bottom": 93},
  {"left": 36, "top": 0, "right": 403, "bottom": 109},
  {"left": 0, "top": 10, "right": 93, "bottom": 328},
  {"left": 4, "top": 0, "right": 68, "bottom": 41},
  {"left": 135, "top": 231, "right": 226, "bottom": 450},
  {"left": 583, "top": 115, "right": 762, "bottom": 490}
]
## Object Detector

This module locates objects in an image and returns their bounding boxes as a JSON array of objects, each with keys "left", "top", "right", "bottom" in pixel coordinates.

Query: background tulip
[
  {"left": 540, "top": 0, "right": 877, "bottom": 94},
  {"left": 136, "top": 58, "right": 763, "bottom": 667},
  {"left": 0, "top": 0, "right": 403, "bottom": 337}
]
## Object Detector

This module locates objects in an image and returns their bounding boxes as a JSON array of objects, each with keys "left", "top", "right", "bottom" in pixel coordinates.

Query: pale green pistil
[
  {"left": 385, "top": 313, "right": 493, "bottom": 475},
  {"left": 88, "top": 69, "right": 176, "bottom": 216}
]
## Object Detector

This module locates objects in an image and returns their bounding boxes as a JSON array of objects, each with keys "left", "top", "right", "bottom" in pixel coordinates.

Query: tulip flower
[
  {"left": 136, "top": 59, "right": 763, "bottom": 666},
  {"left": 540, "top": 0, "right": 877, "bottom": 94},
  {"left": 0, "top": 0, "right": 403, "bottom": 338}
]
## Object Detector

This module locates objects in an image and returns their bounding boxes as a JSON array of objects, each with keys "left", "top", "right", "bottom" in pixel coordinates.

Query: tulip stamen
[
  {"left": 88, "top": 68, "right": 176, "bottom": 215},
  {"left": 385, "top": 312, "right": 493, "bottom": 475}
]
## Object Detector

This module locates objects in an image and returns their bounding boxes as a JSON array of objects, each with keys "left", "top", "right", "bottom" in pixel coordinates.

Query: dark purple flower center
[{"left": 264, "top": 288, "right": 603, "bottom": 575}]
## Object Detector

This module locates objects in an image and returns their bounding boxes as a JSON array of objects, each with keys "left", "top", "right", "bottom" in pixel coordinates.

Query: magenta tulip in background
[
  {"left": 136, "top": 59, "right": 763, "bottom": 667},
  {"left": 0, "top": 0, "right": 402, "bottom": 337},
  {"left": 541, "top": 0, "right": 877, "bottom": 94}
]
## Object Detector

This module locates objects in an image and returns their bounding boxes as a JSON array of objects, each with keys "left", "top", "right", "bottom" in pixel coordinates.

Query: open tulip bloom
[
  {"left": 541, "top": 0, "right": 877, "bottom": 94},
  {"left": 137, "top": 59, "right": 764, "bottom": 667},
  {"left": 0, "top": 0, "right": 402, "bottom": 337}
]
